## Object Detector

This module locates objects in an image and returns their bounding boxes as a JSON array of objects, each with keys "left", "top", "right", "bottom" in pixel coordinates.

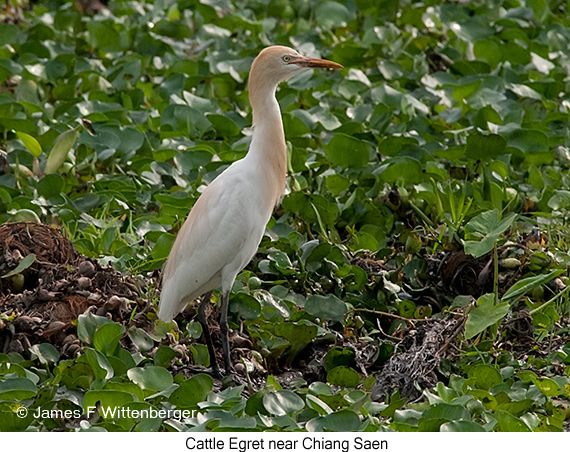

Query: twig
[{"left": 354, "top": 307, "right": 416, "bottom": 327}]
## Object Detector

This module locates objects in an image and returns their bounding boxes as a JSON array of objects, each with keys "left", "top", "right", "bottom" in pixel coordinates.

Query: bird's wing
[{"left": 158, "top": 165, "right": 267, "bottom": 321}]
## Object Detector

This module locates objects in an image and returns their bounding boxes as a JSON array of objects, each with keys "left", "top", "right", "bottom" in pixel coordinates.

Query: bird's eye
[{"left": 282, "top": 55, "right": 290, "bottom": 62}]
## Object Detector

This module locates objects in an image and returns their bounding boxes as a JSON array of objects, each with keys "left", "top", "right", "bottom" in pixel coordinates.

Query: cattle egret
[{"left": 158, "top": 45, "right": 342, "bottom": 375}]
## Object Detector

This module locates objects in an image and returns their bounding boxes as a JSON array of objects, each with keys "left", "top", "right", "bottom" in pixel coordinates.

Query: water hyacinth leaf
[
  {"left": 440, "top": 420, "right": 486, "bottom": 432},
  {"left": 169, "top": 374, "right": 213, "bottom": 408},
  {"left": 154, "top": 346, "right": 179, "bottom": 368},
  {"left": 323, "top": 346, "right": 355, "bottom": 372},
  {"left": 93, "top": 322, "right": 126, "bottom": 356},
  {"left": 0, "top": 401, "right": 33, "bottom": 431},
  {"left": 45, "top": 128, "right": 79, "bottom": 174},
  {"left": 274, "top": 321, "right": 318, "bottom": 364},
  {"left": 305, "top": 294, "right": 347, "bottom": 322},
  {"left": 230, "top": 293, "right": 261, "bottom": 320},
  {"left": 465, "top": 134, "right": 506, "bottom": 160},
  {"left": 127, "top": 367, "right": 173, "bottom": 392},
  {"left": 190, "top": 343, "right": 210, "bottom": 367},
  {"left": 305, "top": 409, "right": 361, "bottom": 432},
  {"left": 82, "top": 348, "right": 114, "bottom": 380},
  {"left": 1, "top": 253, "right": 36, "bottom": 278},
  {"left": 468, "top": 364, "right": 503, "bottom": 390},
  {"left": 0, "top": 378, "right": 37, "bottom": 400},
  {"left": 326, "top": 366, "right": 360, "bottom": 388},
  {"left": 29, "top": 343, "right": 59, "bottom": 365},
  {"left": 83, "top": 390, "right": 134, "bottom": 418},
  {"left": 324, "top": 133, "right": 371, "bottom": 168},
  {"left": 77, "top": 312, "right": 114, "bottom": 345},
  {"left": 15, "top": 131, "right": 42, "bottom": 157},
  {"left": 128, "top": 327, "right": 155, "bottom": 353},
  {"left": 507, "top": 129, "right": 552, "bottom": 164},
  {"left": 262, "top": 390, "right": 304, "bottom": 416},
  {"left": 494, "top": 410, "right": 532, "bottom": 432}
]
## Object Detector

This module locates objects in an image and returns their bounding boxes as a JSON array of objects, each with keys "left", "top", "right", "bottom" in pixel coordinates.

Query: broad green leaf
[
  {"left": 128, "top": 328, "right": 154, "bottom": 353},
  {"left": 262, "top": 390, "right": 305, "bottom": 416},
  {"left": 93, "top": 322, "right": 125, "bottom": 356},
  {"left": 326, "top": 366, "right": 360, "bottom": 388},
  {"left": 29, "top": 343, "right": 59, "bottom": 365},
  {"left": 305, "top": 409, "right": 361, "bottom": 432},
  {"left": 465, "top": 134, "right": 506, "bottom": 160},
  {"left": 465, "top": 294, "right": 509, "bottom": 339},
  {"left": 440, "top": 420, "right": 486, "bottom": 432},
  {"left": 82, "top": 348, "right": 114, "bottom": 380},
  {"left": 494, "top": 410, "right": 532, "bottom": 432},
  {"left": 0, "top": 378, "right": 37, "bottom": 400},
  {"left": 305, "top": 294, "right": 347, "bottom": 322},
  {"left": 77, "top": 312, "right": 113, "bottom": 345},
  {"left": 169, "top": 374, "right": 213, "bottom": 408},
  {"left": 45, "top": 128, "right": 79, "bottom": 174},
  {"left": 16, "top": 132, "right": 42, "bottom": 157},
  {"left": 324, "top": 134, "right": 371, "bottom": 168},
  {"left": 535, "top": 378, "right": 562, "bottom": 397},
  {"left": 468, "top": 364, "right": 503, "bottom": 390},
  {"left": 83, "top": 390, "right": 134, "bottom": 418},
  {"left": 464, "top": 210, "right": 516, "bottom": 258},
  {"left": 274, "top": 321, "right": 318, "bottom": 364},
  {"left": 323, "top": 347, "right": 355, "bottom": 372},
  {"left": 127, "top": 367, "right": 173, "bottom": 393}
]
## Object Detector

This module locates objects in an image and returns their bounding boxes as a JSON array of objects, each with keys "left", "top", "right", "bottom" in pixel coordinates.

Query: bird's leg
[
  {"left": 219, "top": 291, "right": 233, "bottom": 374},
  {"left": 196, "top": 291, "right": 221, "bottom": 377}
]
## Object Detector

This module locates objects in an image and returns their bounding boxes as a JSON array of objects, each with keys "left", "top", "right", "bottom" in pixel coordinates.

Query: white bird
[{"left": 158, "top": 45, "right": 342, "bottom": 375}]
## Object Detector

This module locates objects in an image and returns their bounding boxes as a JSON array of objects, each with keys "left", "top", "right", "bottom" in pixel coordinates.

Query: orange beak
[{"left": 294, "top": 56, "right": 343, "bottom": 69}]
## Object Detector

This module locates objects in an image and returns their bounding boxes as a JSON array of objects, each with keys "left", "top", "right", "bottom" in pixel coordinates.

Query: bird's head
[{"left": 249, "top": 45, "right": 343, "bottom": 92}]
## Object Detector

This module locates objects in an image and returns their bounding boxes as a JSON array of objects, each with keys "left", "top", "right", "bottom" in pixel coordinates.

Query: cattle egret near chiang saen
[{"left": 158, "top": 46, "right": 343, "bottom": 376}]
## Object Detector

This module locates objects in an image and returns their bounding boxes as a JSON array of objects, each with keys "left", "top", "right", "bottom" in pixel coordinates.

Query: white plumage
[{"left": 158, "top": 46, "right": 342, "bottom": 375}]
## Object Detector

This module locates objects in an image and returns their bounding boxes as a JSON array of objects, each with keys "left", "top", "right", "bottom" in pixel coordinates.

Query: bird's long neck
[{"left": 247, "top": 78, "right": 287, "bottom": 206}]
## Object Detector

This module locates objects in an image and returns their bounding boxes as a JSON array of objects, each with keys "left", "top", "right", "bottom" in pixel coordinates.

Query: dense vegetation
[{"left": 1, "top": 0, "right": 570, "bottom": 432}]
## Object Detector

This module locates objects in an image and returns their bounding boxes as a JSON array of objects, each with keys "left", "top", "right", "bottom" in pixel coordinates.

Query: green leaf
[
  {"left": 45, "top": 128, "right": 79, "bottom": 174},
  {"left": 323, "top": 347, "right": 355, "bottom": 372},
  {"left": 464, "top": 210, "right": 516, "bottom": 258},
  {"left": 93, "top": 322, "right": 125, "bottom": 356},
  {"left": 82, "top": 348, "right": 114, "bottom": 380},
  {"left": 128, "top": 328, "right": 155, "bottom": 353},
  {"left": 468, "top": 364, "right": 503, "bottom": 390},
  {"left": 29, "top": 343, "right": 59, "bottom": 365},
  {"left": 1, "top": 254, "right": 36, "bottom": 278},
  {"left": 77, "top": 312, "right": 113, "bottom": 345},
  {"left": 465, "top": 134, "right": 506, "bottom": 160},
  {"left": 494, "top": 410, "right": 531, "bottom": 432},
  {"left": 440, "top": 420, "right": 486, "bottom": 432},
  {"left": 501, "top": 269, "right": 563, "bottom": 303},
  {"left": 305, "top": 409, "right": 361, "bottom": 432},
  {"left": 305, "top": 294, "right": 348, "bottom": 322},
  {"left": 262, "top": 390, "right": 305, "bottom": 416},
  {"left": 326, "top": 366, "right": 360, "bottom": 388},
  {"left": 534, "top": 378, "right": 561, "bottom": 397},
  {"left": 127, "top": 367, "right": 173, "bottom": 393},
  {"left": 0, "top": 378, "right": 37, "bottom": 400},
  {"left": 15, "top": 132, "right": 42, "bottom": 157},
  {"left": 83, "top": 390, "right": 134, "bottom": 418},
  {"left": 274, "top": 321, "right": 318, "bottom": 364},
  {"left": 324, "top": 134, "right": 371, "bottom": 168},
  {"left": 169, "top": 374, "right": 213, "bottom": 408},
  {"left": 465, "top": 294, "right": 509, "bottom": 339},
  {"left": 507, "top": 129, "right": 553, "bottom": 164}
]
